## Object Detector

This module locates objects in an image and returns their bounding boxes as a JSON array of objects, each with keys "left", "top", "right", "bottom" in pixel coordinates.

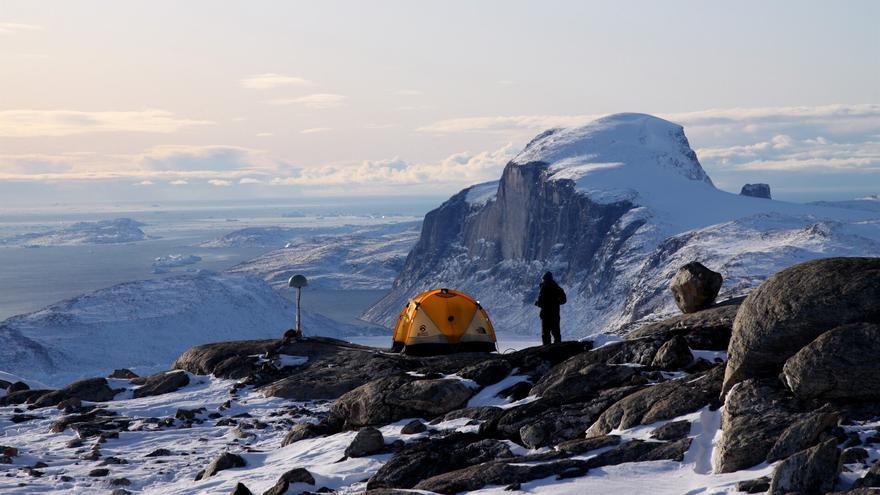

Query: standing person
[{"left": 535, "top": 271, "right": 567, "bottom": 345}]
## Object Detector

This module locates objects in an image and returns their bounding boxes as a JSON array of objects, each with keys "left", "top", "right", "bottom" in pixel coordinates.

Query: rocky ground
[{"left": 1, "top": 256, "right": 879, "bottom": 494}]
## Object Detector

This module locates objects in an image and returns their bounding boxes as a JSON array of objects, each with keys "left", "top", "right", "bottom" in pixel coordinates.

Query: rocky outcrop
[
  {"left": 626, "top": 298, "right": 740, "bottom": 350},
  {"left": 30, "top": 378, "right": 118, "bottom": 408},
  {"left": 769, "top": 439, "right": 840, "bottom": 495},
  {"left": 669, "top": 262, "right": 723, "bottom": 314},
  {"left": 263, "top": 468, "right": 315, "bottom": 495},
  {"left": 195, "top": 452, "right": 246, "bottom": 480},
  {"left": 587, "top": 365, "right": 723, "bottom": 437},
  {"left": 345, "top": 428, "right": 385, "bottom": 457},
  {"left": 329, "top": 374, "right": 475, "bottom": 428},
  {"left": 740, "top": 183, "right": 772, "bottom": 199},
  {"left": 529, "top": 362, "right": 642, "bottom": 404},
  {"left": 723, "top": 257, "right": 880, "bottom": 395},
  {"left": 650, "top": 335, "right": 693, "bottom": 370},
  {"left": 782, "top": 323, "right": 880, "bottom": 400},
  {"left": 132, "top": 371, "right": 190, "bottom": 399}
]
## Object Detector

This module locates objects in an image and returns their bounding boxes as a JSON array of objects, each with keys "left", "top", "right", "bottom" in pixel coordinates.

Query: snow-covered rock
[
  {"left": 0, "top": 218, "right": 149, "bottom": 247},
  {"left": 227, "top": 222, "right": 420, "bottom": 290},
  {"left": 0, "top": 272, "right": 375, "bottom": 386},
  {"left": 364, "top": 113, "right": 880, "bottom": 336},
  {"left": 151, "top": 254, "right": 202, "bottom": 273}
]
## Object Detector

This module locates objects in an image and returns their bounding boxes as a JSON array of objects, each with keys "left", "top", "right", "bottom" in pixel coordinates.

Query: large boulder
[
  {"left": 132, "top": 371, "right": 190, "bottom": 399},
  {"left": 713, "top": 378, "right": 806, "bottom": 473},
  {"left": 31, "top": 378, "right": 117, "bottom": 408},
  {"left": 669, "top": 262, "right": 723, "bottom": 314},
  {"left": 587, "top": 366, "right": 723, "bottom": 437},
  {"left": 723, "top": 257, "right": 880, "bottom": 396},
  {"left": 529, "top": 362, "right": 642, "bottom": 404},
  {"left": 194, "top": 452, "right": 246, "bottom": 480},
  {"left": 367, "top": 433, "right": 513, "bottom": 490},
  {"left": 650, "top": 335, "right": 693, "bottom": 370},
  {"left": 626, "top": 298, "right": 741, "bottom": 351},
  {"left": 345, "top": 427, "right": 385, "bottom": 457},
  {"left": 330, "top": 374, "right": 475, "bottom": 428},
  {"left": 783, "top": 323, "right": 880, "bottom": 400},
  {"left": 769, "top": 438, "right": 840, "bottom": 495}
]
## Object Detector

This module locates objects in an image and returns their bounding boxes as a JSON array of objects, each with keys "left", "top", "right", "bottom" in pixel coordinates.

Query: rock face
[
  {"left": 723, "top": 257, "right": 880, "bottom": 395},
  {"left": 769, "top": 438, "right": 840, "bottom": 495},
  {"left": 329, "top": 375, "right": 475, "bottom": 428},
  {"left": 740, "top": 183, "right": 772, "bottom": 199},
  {"left": 669, "top": 262, "right": 723, "bottom": 314},
  {"left": 782, "top": 322, "right": 880, "bottom": 400}
]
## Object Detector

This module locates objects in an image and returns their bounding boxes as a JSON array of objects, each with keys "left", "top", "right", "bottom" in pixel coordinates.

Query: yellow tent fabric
[{"left": 392, "top": 288, "right": 497, "bottom": 354}]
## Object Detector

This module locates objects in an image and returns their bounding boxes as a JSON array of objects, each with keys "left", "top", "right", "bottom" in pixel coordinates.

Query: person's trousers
[{"left": 541, "top": 316, "right": 561, "bottom": 345}]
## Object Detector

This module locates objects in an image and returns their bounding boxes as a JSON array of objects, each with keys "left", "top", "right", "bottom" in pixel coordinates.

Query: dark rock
[
  {"left": 769, "top": 438, "right": 840, "bottom": 495},
  {"left": 501, "top": 342, "right": 592, "bottom": 380},
  {"left": 669, "top": 262, "right": 723, "bottom": 314},
  {"left": 0, "top": 389, "right": 52, "bottom": 406},
  {"left": 740, "top": 183, "right": 772, "bottom": 199},
  {"left": 842, "top": 447, "right": 869, "bottom": 465},
  {"left": 530, "top": 361, "right": 641, "bottom": 404},
  {"left": 88, "top": 468, "right": 110, "bottom": 477},
  {"left": 854, "top": 459, "right": 880, "bottom": 488},
  {"left": 175, "top": 407, "right": 205, "bottom": 421},
  {"left": 10, "top": 414, "right": 41, "bottom": 423},
  {"left": 281, "top": 422, "right": 335, "bottom": 447},
  {"left": 57, "top": 397, "right": 83, "bottom": 412},
  {"left": 626, "top": 298, "right": 741, "bottom": 351},
  {"left": 110, "top": 490, "right": 132, "bottom": 495},
  {"left": 400, "top": 420, "right": 427, "bottom": 435},
  {"left": 438, "top": 406, "right": 505, "bottom": 424},
  {"left": 367, "top": 433, "right": 513, "bottom": 490},
  {"left": 145, "top": 448, "right": 172, "bottom": 457},
  {"left": 31, "top": 378, "right": 117, "bottom": 408},
  {"left": 1, "top": 446, "right": 18, "bottom": 457},
  {"left": 458, "top": 359, "right": 512, "bottom": 387},
  {"left": 587, "top": 366, "right": 723, "bottom": 437},
  {"left": 497, "top": 381, "right": 532, "bottom": 401},
  {"left": 555, "top": 435, "right": 621, "bottom": 455},
  {"left": 100, "top": 456, "right": 129, "bottom": 465},
  {"left": 715, "top": 378, "right": 806, "bottom": 473},
  {"left": 329, "top": 374, "right": 474, "bottom": 428},
  {"left": 108, "top": 369, "right": 139, "bottom": 379},
  {"left": 6, "top": 381, "right": 29, "bottom": 393},
  {"left": 650, "top": 335, "right": 693, "bottom": 370},
  {"left": 766, "top": 411, "right": 840, "bottom": 463},
  {"left": 736, "top": 477, "right": 771, "bottom": 493},
  {"left": 783, "top": 323, "right": 880, "bottom": 400},
  {"left": 651, "top": 420, "right": 691, "bottom": 441},
  {"left": 263, "top": 468, "right": 316, "bottom": 495},
  {"left": 195, "top": 452, "right": 246, "bottom": 480},
  {"left": 723, "top": 257, "right": 880, "bottom": 395},
  {"left": 110, "top": 477, "right": 131, "bottom": 486},
  {"left": 231, "top": 483, "right": 254, "bottom": 495},
  {"left": 412, "top": 458, "right": 590, "bottom": 494},
  {"left": 132, "top": 371, "right": 190, "bottom": 398},
  {"left": 345, "top": 428, "right": 385, "bottom": 458}
]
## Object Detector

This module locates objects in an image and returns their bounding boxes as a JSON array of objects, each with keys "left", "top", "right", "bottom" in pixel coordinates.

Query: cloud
[
  {"left": 208, "top": 179, "right": 232, "bottom": 186},
  {"left": 300, "top": 127, "right": 331, "bottom": 134},
  {"left": 134, "top": 180, "right": 154, "bottom": 186},
  {"left": 170, "top": 179, "right": 188, "bottom": 185},
  {"left": 396, "top": 89, "right": 423, "bottom": 96},
  {"left": 239, "top": 177, "right": 261, "bottom": 184},
  {"left": 270, "top": 93, "right": 347, "bottom": 109},
  {"left": 698, "top": 137, "right": 880, "bottom": 173},
  {"left": 256, "top": 132, "right": 274, "bottom": 137},
  {"left": 240, "top": 73, "right": 313, "bottom": 90},
  {"left": 0, "top": 109, "right": 213, "bottom": 137},
  {"left": 140, "top": 145, "right": 265, "bottom": 172},
  {"left": 270, "top": 144, "right": 518, "bottom": 191},
  {"left": 0, "top": 22, "right": 42, "bottom": 35}
]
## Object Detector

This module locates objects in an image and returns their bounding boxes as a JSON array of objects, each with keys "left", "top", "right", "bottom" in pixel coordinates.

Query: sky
[{"left": 1, "top": 0, "right": 878, "bottom": 206}]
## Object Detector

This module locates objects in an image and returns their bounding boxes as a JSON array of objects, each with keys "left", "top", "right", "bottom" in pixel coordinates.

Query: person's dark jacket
[{"left": 535, "top": 279, "right": 567, "bottom": 320}]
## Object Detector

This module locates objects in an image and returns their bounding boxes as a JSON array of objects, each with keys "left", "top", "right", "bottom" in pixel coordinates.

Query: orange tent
[{"left": 391, "top": 288, "right": 497, "bottom": 355}]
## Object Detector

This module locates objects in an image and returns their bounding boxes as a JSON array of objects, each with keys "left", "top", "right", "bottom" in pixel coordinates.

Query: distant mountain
[
  {"left": 226, "top": 222, "right": 421, "bottom": 289},
  {"left": 808, "top": 194, "right": 880, "bottom": 212},
  {"left": 0, "top": 272, "right": 378, "bottom": 386},
  {"left": 0, "top": 218, "right": 149, "bottom": 247},
  {"left": 364, "top": 113, "right": 880, "bottom": 336}
]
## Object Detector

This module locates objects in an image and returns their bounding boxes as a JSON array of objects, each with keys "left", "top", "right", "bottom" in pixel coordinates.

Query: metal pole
[{"left": 296, "top": 286, "right": 302, "bottom": 334}]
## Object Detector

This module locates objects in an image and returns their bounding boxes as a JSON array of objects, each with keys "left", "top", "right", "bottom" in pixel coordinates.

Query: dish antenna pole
[{"left": 288, "top": 274, "right": 308, "bottom": 335}]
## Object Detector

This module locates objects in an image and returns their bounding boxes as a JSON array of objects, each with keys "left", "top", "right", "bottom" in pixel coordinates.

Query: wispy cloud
[
  {"left": 240, "top": 73, "right": 313, "bottom": 89},
  {"left": 239, "top": 177, "right": 261, "bottom": 184},
  {"left": 0, "top": 109, "right": 213, "bottom": 137},
  {"left": 270, "top": 93, "right": 347, "bottom": 109},
  {"left": 0, "top": 22, "right": 43, "bottom": 35},
  {"left": 270, "top": 144, "right": 518, "bottom": 191},
  {"left": 170, "top": 179, "right": 188, "bottom": 185},
  {"left": 208, "top": 179, "right": 232, "bottom": 186},
  {"left": 134, "top": 180, "right": 154, "bottom": 186},
  {"left": 256, "top": 132, "right": 274, "bottom": 137},
  {"left": 300, "top": 127, "right": 331, "bottom": 134},
  {"left": 396, "top": 89, "right": 423, "bottom": 96}
]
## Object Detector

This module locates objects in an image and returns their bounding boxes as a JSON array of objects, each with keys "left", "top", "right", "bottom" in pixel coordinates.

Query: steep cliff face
[{"left": 364, "top": 113, "right": 880, "bottom": 337}]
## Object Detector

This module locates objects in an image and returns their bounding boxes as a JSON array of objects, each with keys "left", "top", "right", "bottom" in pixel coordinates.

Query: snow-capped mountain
[
  {"left": 364, "top": 113, "right": 880, "bottom": 336},
  {"left": 226, "top": 222, "right": 420, "bottom": 290},
  {"left": 0, "top": 218, "right": 149, "bottom": 247},
  {"left": 0, "top": 272, "right": 374, "bottom": 386}
]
